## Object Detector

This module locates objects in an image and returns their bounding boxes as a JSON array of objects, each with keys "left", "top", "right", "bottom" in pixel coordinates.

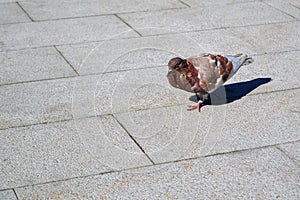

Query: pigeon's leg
[
  {"left": 187, "top": 100, "right": 203, "bottom": 112},
  {"left": 188, "top": 93, "right": 209, "bottom": 112},
  {"left": 202, "top": 94, "right": 208, "bottom": 101},
  {"left": 196, "top": 93, "right": 202, "bottom": 101}
]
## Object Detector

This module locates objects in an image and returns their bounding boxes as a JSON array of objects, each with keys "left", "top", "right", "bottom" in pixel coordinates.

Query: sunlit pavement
[{"left": 0, "top": 0, "right": 299, "bottom": 199}]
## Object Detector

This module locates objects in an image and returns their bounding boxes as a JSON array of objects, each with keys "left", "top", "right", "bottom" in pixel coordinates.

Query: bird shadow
[{"left": 189, "top": 78, "right": 272, "bottom": 106}]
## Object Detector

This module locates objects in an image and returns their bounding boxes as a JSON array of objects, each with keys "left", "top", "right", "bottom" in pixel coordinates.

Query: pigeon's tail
[
  {"left": 233, "top": 53, "right": 254, "bottom": 66},
  {"left": 226, "top": 53, "right": 254, "bottom": 78}
]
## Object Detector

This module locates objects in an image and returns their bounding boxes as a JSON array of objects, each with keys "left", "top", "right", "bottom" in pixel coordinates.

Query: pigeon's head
[
  {"left": 167, "top": 57, "right": 195, "bottom": 92},
  {"left": 168, "top": 57, "right": 188, "bottom": 72}
]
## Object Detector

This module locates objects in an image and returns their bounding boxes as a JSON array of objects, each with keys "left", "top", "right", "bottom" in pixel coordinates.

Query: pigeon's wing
[{"left": 187, "top": 53, "right": 233, "bottom": 93}]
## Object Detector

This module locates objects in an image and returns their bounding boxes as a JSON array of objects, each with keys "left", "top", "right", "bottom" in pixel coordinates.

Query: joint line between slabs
[
  {"left": 114, "top": 14, "right": 143, "bottom": 37},
  {"left": 289, "top": 2, "right": 300, "bottom": 10},
  {"left": 54, "top": 46, "right": 80, "bottom": 76},
  {"left": 1, "top": 142, "right": 298, "bottom": 191},
  {"left": 274, "top": 146, "right": 300, "bottom": 167},
  {"left": 112, "top": 114, "right": 155, "bottom": 165},
  {"left": 262, "top": 1, "right": 298, "bottom": 19},
  {"left": 12, "top": 188, "right": 19, "bottom": 200},
  {"left": 16, "top": 1, "right": 34, "bottom": 22},
  {"left": 178, "top": 0, "right": 191, "bottom": 7}
]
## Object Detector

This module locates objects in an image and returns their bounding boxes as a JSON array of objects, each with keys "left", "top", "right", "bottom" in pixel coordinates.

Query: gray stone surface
[
  {"left": 0, "top": 3, "right": 30, "bottom": 25},
  {"left": 264, "top": 0, "right": 300, "bottom": 19},
  {"left": 92, "top": 66, "right": 191, "bottom": 114},
  {"left": 58, "top": 29, "right": 300, "bottom": 76},
  {"left": 15, "top": 147, "right": 300, "bottom": 199},
  {"left": 187, "top": 21, "right": 300, "bottom": 54},
  {"left": 0, "top": 15, "right": 137, "bottom": 51},
  {"left": 119, "top": 1, "right": 294, "bottom": 36},
  {"left": 56, "top": 23, "right": 300, "bottom": 76},
  {"left": 0, "top": 73, "right": 116, "bottom": 129},
  {"left": 0, "top": 0, "right": 15, "bottom": 2},
  {"left": 278, "top": 141, "right": 300, "bottom": 164},
  {"left": 0, "top": 78, "right": 74, "bottom": 129},
  {"left": 56, "top": 34, "right": 202, "bottom": 75},
  {"left": 0, "top": 190, "right": 17, "bottom": 200},
  {"left": 226, "top": 51, "right": 300, "bottom": 94},
  {"left": 225, "top": 21, "right": 300, "bottom": 54},
  {"left": 185, "top": 29, "right": 258, "bottom": 55},
  {"left": 0, "top": 0, "right": 299, "bottom": 197},
  {"left": 0, "top": 116, "right": 151, "bottom": 189},
  {"left": 115, "top": 105, "right": 201, "bottom": 163},
  {"left": 288, "top": 0, "right": 300, "bottom": 7},
  {"left": 18, "top": 0, "right": 186, "bottom": 21},
  {"left": 0, "top": 47, "right": 76, "bottom": 85},
  {"left": 183, "top": 0, "right": 257, "bottom": 7},
  {"left": 187, "top": 88, "right": 300, "bottom": 160},
  {"left": 115, "top": 88, "right": 300, "bottom": 163},
  {"left": 0, "top": 67, "right": 191, "bottom": 129}
]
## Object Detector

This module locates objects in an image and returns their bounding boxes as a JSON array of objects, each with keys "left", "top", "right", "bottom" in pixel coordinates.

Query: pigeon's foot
[{"left": 187, "top": 100, "right": 203, "bottom": 112}]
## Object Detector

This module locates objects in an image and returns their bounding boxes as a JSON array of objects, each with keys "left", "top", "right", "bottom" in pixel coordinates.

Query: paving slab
[
  {"left": 119, "top": 1, "right": 294, "bottom": 36},
  {"left": 0, "top": 47, "right": 76, "bottom": 85},
  {"left": 187, "top": 88, "right": 300, "bottom": 159},
  {"left": 183, "top": 0, "right": 257, "bottom": 7},
  {"left": 0, "top": 0, "right": 15, "bottom": 2},
  {"left": 114, "top": 105, "right": 203, "bottom": 163},
  {"left": 225, "top": 21, "right": 300, "bottom": 54},
  {"left": 184, "top": 29, "right": 258, "bottom": 55},
  {"left": 0, "top": 116, "right": 151, "bottom": 190},
  {"left": 56, "top": 29, "right": 262, "bottom": 75},
  {"left": 18, "top": 0, "right": 186, "bottom": 21},
  {"left": 226, "top": 51, "right": 300, "bottom": 94},
  {"left": 114, "top": 88, "right": 300, "bottom": 163},
  {"left": 92, "top": 66, "right": 191, "bottom": 114},
  {"left": 0, "top": 78, "right": 73, "bottom": 129},
  {"left": 0, "top": 66, "right": 191, "bottom": 129},
  {"left": 71, "top": 67, "right": 195, "bottom": 118},
  {"left": 278, "top": 141, "right": 300, "bottom": 164},
  {"left": 263, "top": 0, "right": 300, "bottom": 11},
  {"left": 0, "top": 190, "right": 17, "bottom": 200},
  {"left": 56, "top": 34, "right": 204, "bottom": 75},
  {"left": 0, "top": 3, "right": 31, "bottom": 25},
  {"left": 188, "top": 21, "right": 300, "bottom": 55},
  {"left": 289, "top": 0, "right": 300, "bottom": 8},
  {"left": 15, "top": 147, "right": 300, "bottom": 199},
  {"left": 0, "top": 15, "right": 137, "bottom": 51},
  {"left": 0, "top": 72, "right": 121, "bottom": 129},
  {"left": 58, "top": 25, "right": 300, "bottom": 76},
  {"left": 264, "top": 0, "right": 300, "bottom": 19}
]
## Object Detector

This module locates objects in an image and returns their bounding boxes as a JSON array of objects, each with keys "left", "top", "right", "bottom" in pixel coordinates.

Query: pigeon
[{"left": 167, "top": 53, "right": 253, "bottom": 111}]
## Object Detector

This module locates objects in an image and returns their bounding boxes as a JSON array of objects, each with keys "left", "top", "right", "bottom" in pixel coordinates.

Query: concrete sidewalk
[{"left": 0, "top": 0, "right": 299, "bottom": 199}]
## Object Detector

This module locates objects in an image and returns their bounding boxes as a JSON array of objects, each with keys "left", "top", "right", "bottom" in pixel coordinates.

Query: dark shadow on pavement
[{"left": 189, "top": 78, "right": 272, "bottom": 106}]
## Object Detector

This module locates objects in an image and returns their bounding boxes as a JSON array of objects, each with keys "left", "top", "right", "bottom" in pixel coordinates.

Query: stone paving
[{"left": 0, "top": 0, "right": 299, "bottom": 199}]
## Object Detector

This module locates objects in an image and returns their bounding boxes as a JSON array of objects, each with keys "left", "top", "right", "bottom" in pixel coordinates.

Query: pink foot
[{"left": 187, "top": 100, "right": 203, "bottom": 112}]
